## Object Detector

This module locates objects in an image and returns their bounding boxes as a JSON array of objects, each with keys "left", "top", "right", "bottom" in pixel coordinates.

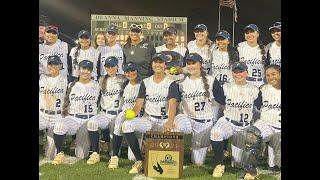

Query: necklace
[{"left": 130, "top": 44, "right": 136, "bottom": 55}]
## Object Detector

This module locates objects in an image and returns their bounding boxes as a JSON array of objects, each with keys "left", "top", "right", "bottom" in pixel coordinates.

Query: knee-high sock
[
  {"left": 211, "top": 140, "right": 224, "bottom": 165},
  {"left": 112, "top": 134, "right": 123, "bottom": 156},
  {"left": 102, "top": 129, "right": 110, "bottom": 142},
  {"left": 124, "top": 132, "right": 142, "bottom": 161},
  {"left": 53, "top": 134, "right": 65, "bottom": 153},
  {"left": 223, "top": 139, "right": 229, "bottom": 151},
  {"left": 88, "top": 130, "right": 99, "bottom": 153}
]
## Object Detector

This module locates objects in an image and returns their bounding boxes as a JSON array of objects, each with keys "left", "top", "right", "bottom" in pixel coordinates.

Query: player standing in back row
[
  {"left": 265, "top": 22, "right": 281, "bottom": 67},
  {"left": 237, "top": 24, "right": 266, "bottom": 87},
  {"left": 187, "top": 24, "right": 216, "bottom": 75}
]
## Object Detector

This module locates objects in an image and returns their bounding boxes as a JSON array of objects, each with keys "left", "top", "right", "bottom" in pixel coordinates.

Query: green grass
[{"left": 39, "top": 135, "right": 279, "bottom": 180}]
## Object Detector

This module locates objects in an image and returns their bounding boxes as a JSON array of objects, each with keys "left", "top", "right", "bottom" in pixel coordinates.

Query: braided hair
[
  {"left": 62, "top": 80, "right": 78, "bottom": 117},
  {"left": 200, "top": 67, "right": 211, "bottom": 102}
]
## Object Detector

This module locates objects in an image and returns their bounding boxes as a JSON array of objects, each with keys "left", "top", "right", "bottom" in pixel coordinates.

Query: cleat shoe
[
  {"left": 87, "top": 152, "right": 100, "bottom": 165},
  {"left": 212, "top": 164, "right": 225, "bottom": 177},
  {"left": 244, "top": 173, "right": 257, "bottom": 180},
  {"left": 108, "top": 156, "right": 119, "bottom": 169},
  {"left": 129, "top": 160, "right": 143, "bottom": 174},
  {"left": 52, "top": 152, "right": 65, "bottom": 165}
]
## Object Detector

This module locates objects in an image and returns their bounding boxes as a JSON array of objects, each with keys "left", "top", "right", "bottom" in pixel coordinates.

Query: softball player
[
  {"left": 187, "top": 24, "right": 216, "bottom": 75},
  {"left": 99, "top": 25, "right": 125, "bottom": 75},
  {"left": 211, "top": 30, "right": 239, "bottom": 84},
  {"left": 70, "top": 30, "right": 101, "bottom": 81},
  {"left": 252, "top": 65, "right": 281, "bottom": 171},
  {"left": 39, "top": 25, "right": 69, "bottom": 76},
  {"left": 210, "top": 62, "right": 261, "bottom": 178},
  {"left": 265, "top": 22, "right": 281, "bottom": 67},
  {"left": 108, "top": 62, "right": 143, "bottom": 169},
  {"left": 51, "top": 60, "right": 100, "bottom": 165},
  {"left": 85, "top": 56, "right": 127, "bottom": 165},
  {"left": 156, "top": 26, "right": 188, "bottom": 81},
  {"left": 39, "top": 55, "right": 68, "bottom": 131},
  {"left": 176, "top": 53, "right": 217, "bottom": 165},
  {"left": 237, "top": 24, "right": 266, "bottom": 87},
  {"left": 120, "top": 52, "right": 192, "bottom": 174},
  {"left": 93, "top": 31, "right": 107, "bottom": 49}
]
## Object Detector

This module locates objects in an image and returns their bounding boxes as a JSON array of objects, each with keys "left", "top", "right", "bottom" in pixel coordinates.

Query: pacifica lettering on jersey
[
  {"left": 226, "top": 99, "right": 253, "bottom": 110},
  {"left": 39, "top": 53, "right": 64, "bottom": 61},
  {"left": 145, "top": 95, "right": 168, "bottom": 103},
  {"left": 70, "top": 93, "right": 96, "bottom": 101},
  {"left": 40, "top": 87, "right": 64, "bottom": 95},
  {"left": 242, "top": 58, "right": 263, "bottom": 65},
  {"left": 103, "top": 89, "right": 122, "bottom": 97},
  {"left": 263, "top": 101, "right": 281, "bottom": 110},
  {"left": 212, "top": 64, "right": 230, "bottom": 70},
  {"left": 124, "top": 97, "right": 137, "bottom": 104},
  {"left": 181, "top": 90, "right": 206, "bottom": 100}
]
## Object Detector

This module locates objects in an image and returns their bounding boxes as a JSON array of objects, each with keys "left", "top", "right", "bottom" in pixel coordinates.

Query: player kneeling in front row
[
  {"left": 118, "top": 53, "right": 192, "bottom": 174},
  {"left": 176, "top": 53, "right": 219, "bottom": 165},
  {"left": 39, "top": 55, "right": 69, "bottom": 160},
  {"left": 108, "top": 62, "right": 144, "bottom": 169},
  {"left": 210, "top": 62, "right": 262, "bottom": 179},
  {"left": 51, "top": 60, "right": 100, "bottom": 165},
  {"left": 232, "top": 65, "right": 281, "bottom": 179}
]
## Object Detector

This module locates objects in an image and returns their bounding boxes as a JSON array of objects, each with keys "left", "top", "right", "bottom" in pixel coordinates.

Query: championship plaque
[{"left": 144, "top": 131, "right": 184, "bottom": 179}]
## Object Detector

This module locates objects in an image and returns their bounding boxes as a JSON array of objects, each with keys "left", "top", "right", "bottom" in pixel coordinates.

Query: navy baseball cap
[
  {"left": 244, "top": 24, "right": 259, "bottom": 33},
  {"left": 269, "top": 22, "right": 281, "bottom": 31},
  {"left": 104, "top": 56, "right": 118, "bottom": 67},
  {"left": 185, "top": 53, "right": 203, "bottom": 63},
  {"left": 107, "top": 24, "right": 118, "bottom": 33},
  {"left": 215, "top": 30, "right": 231, "bottom": 40},
  {"left": 232, "top": 62, "right": 248, "bottom": 72},
  {"left": 152, "top": 52, "right": 170, "bottom": 62},
  {"left": 163, "top": 27, "right": 177, "bottom": 35},
  {"left": 45, "top": 25, "right": 59, "bottom": 34},
  {"left": 130, "top": 23, "right": 143, "bottom": 32},
  {"left": 79, "top": 60, "right": 93, "bottom": 69},
  {"left": 78, "top": 30, "right": 91, "bottom": 39},
  {"left": 194, "top": 24, "right": 207, "bottom": 31},
  {"left": 47, "top": 55, "right": 62, "bottom": 65},
  {"left": 123, "top": 62, "right": 138, "bottom": 72}
]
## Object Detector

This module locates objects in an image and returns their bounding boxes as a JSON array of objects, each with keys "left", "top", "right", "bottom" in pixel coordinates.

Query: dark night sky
[{"left": 39, "top": 0, "right": 280, "bottom": 45}]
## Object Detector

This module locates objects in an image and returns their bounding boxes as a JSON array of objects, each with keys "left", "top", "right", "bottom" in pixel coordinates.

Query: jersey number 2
[{"left": 195, "top": 102, "right": 205, "bottom": 111}]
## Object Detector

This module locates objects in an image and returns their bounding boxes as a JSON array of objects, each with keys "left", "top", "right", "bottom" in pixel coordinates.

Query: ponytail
[
  {"left": 101, "top": 75, "right": 109, "bottom": 94},
  {"left": 62, "top": 80, "right": 78, "bottom": 117},
  {"left": 200, "top": 67, "right": 211, "bottom": 102},
  {"left": 258, "top": 38, "right": 266, "bottom": 64},
  {"left": 73, "top": 44, "right": 81, "bottom": 65}
]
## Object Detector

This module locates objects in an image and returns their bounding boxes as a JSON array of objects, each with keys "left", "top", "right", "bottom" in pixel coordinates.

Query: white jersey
[
  {"left": 222, "top": 82, "right": 259, "bottom": 122},
  {"left": 211, "top": 49, "right": 232, "bottom": 83},
  {"left": 99, "top": 75, "right": 126, "bottom": 111},
  {"left": 39, "top": 74, "right": 68, "bottom": 111},
  {"left": 98, "top": 43, "right": 124, "bottom": 75},
  {"left": 179, "top": 75, "right": 215, "bottom": 119},
  {"left": 237, "top": 41, "right": 265, "bottom": 87},
  {"left": 187, "top": 40, "right": 216, "bottom": 75},
  {"left": 39, "top": 40, "right": 69, "bottom": 76},
  {"left": 122, "top": 82, "right": 141, "bottom": 110},
  {"left": 139, "top": 76, "right": 178, "bottom": 116},
  {"left": 70, "top": 46, "right": 100, "bottom": 80},
  {"left": 259, "top": 84, "right": 281, "bottom": 128},
  {"left": 155, "top": 44, "right": 187, "bottom": 57},
  {"left": 68, "top": 80, "right": 100, "bottom": 115},
  {"left": 268, "top": 42, "right": 281, "bottom": 66}
]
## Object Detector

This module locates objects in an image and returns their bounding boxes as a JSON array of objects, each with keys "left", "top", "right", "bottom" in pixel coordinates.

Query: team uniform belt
[
  {"left": 226, "top": 117, "right": 249, "bottom": 127},
  {"left": 246, "top": 77, "right": 263, "bottom": 81},
  {"left": 40, "top": 109, "right": 61, "bottom": 115},
  {"left": 150, "top": 115, "right": 168, "bottom": 119},
  {"left": 191, "top": 118, "right": 211, "bottom": 123},
  {"left": 272, "top": 126, "right": 281, "bottom": 130},
  {"left": 69, "top": 114, "right": 94, "bottom": 119},
  {"left": 102, "top": 109, "right": 122, "bottom": 115}
]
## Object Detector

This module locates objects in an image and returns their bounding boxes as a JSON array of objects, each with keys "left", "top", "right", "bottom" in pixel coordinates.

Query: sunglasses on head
[{"left": 130, "top": 24, "right": 143, "bottom": 29}]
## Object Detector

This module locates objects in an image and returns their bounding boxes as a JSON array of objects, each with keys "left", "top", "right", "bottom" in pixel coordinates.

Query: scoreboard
[{"left": 91, "top": 14, "right": 188, "bottom": 47}]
